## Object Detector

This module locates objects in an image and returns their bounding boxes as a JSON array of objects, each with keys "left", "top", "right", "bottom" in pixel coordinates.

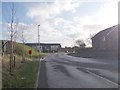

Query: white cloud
[
  {"left": 25, "top": 0, "right": 82, "bottom": 47},
  {"left": 94, "top": 0, "right": 118, "bottom": 27},
  {"left": 54, "top": 17, "right": 72, "bottom": 26},
  {"left": 3, "top": 0, "right": 117, "bottom": 47},
  {"left": 70, "top": 0, "right": 118, "bottom": 47},
  {"left": 27, "top": 0, "right": 81, "bottom": 19}
]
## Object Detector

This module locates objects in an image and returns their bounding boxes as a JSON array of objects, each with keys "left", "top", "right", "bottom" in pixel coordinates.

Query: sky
[{"left": 1, "top": 0, "right": 119, "bottom": 47}]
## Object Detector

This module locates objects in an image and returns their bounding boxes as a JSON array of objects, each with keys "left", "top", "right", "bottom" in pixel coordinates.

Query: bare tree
[
  {"left": 86, "top": 38, "right": 92, "bottom": 46},
  {"left": 21, "top": 29, "right": 26, "bottom": 62},
  {"left": 89, "top": 33, "right": 96, "bottom": 39},
  {"left": 6, "top": 3, "right": 18, "bottom": 73},
  {"left": 12, "top": 19, "right": 19, "bottom": 67},
  {"left": 9, "top": 3, "right": 15, "bottom": 73},
  {"left": 76, "top": 39, "right": 86, "bottom": 48},
  {"left": 86, "top": 33, "right": 97, "bottom": 47}
]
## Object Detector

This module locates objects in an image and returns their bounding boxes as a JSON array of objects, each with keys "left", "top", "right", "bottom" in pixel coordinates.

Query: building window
[{"left": 102, "top": 36, "right": 106, "bottom": 42}]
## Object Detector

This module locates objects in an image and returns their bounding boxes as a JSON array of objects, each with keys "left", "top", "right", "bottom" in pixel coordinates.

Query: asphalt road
[{"left": 37, "top": 53, "right": 118, "bottom": 88}]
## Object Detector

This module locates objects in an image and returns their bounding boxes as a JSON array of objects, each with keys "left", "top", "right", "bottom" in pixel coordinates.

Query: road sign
[{"left": 28, "top": 50, "right": 32, "bottom": 55}]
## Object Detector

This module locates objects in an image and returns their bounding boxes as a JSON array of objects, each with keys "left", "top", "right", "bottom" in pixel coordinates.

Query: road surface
[{"left": 37, "top": 53, "right": 118, "bottom": 88}]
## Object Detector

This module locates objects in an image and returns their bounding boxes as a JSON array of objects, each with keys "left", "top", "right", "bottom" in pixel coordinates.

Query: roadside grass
[
  {"left": 11, "top": 60, "right": 38, "bottom": 88},
  {"left": 2, "top": 43, "right": 46, "bottom": 88},
  {"left": 2, "top": 55, "right": 39, "bottom": 88}
]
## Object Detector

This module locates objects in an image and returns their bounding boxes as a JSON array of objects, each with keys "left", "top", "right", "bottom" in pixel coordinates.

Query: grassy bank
[
  {"left": 2, "top": 43, "right": 46, "bottom": 88},
  {"left": 6, "top": 42, "right": 45, "bottom": 58}
]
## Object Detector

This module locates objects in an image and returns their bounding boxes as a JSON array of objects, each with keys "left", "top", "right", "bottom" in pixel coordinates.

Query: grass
[
  {"left": 15, "top": 43, "right": 46, "bottom": 59},
  {"left": 2, "top": 43, "right": 46, "bottom": 88},
  {"left": 7, "top": 42, "right": 43, "bottom": 58},
  {"left": 11, "top": 60, "right": 38, "bottom": 88},
  {"left": 2, "top": 55, "right": 39, "bottom": 88}
]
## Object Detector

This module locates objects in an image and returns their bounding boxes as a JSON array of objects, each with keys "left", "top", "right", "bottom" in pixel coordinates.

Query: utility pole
[{"left": 38, "top": 25, "right": 40, "bottom": 58}]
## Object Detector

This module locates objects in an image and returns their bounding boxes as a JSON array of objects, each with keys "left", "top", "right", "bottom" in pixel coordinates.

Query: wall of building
[
  {"left": 106, "top": 28, "right": 118, "bottom": 50},
  {"left": 92, "top": 25, "right": 118, "bottom": 51},
  {"left": 25, "top": 43, "right": 61, "bottom": 52}
]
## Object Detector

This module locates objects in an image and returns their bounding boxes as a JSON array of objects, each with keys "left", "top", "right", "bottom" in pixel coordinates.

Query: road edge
[{"left": 34, "top": 58, "right": 41, "bottom": 88}]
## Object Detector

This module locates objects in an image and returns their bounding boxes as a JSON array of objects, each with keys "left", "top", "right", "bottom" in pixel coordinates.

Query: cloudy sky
[{"left": 1, "top": 0, "right": 119, "bottom": 47}]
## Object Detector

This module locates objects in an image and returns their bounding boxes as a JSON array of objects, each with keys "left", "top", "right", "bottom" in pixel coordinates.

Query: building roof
[
  {"left": 92, "top": 25, "right": 118, "bottom": 39},
  {"left": 25, "top": 43, "right": 61, "bottom": 46}
]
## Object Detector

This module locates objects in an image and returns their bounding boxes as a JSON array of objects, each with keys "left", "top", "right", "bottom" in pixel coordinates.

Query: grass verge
[
  {"left": 11, "top": 60, "right": 38, "bottom": 88},
  {"left": 2, "top": 55, "right": 39, "bottom": 88},
  {"left": 2, "top": 42, "right": 46, "bottom": 88}
]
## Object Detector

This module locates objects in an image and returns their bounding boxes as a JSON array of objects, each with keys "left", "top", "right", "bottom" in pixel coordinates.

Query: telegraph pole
[{"left": 38, "top": 25, "right": 40, "bottom": 58}]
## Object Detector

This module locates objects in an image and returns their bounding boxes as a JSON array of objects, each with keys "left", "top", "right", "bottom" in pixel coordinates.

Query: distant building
[
  {"left": 92, "top": 25, "right": 118, "bottom": 50},
  {"left": 60, "top": 46, "right": 79, "bottom": 53},
  {"left": 25, "top": 43, "right": 61, "bottom": 52}
]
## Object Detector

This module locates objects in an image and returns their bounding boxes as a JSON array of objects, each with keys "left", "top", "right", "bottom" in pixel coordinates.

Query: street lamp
[
  {"left": 38, "top": 25, "right": 40, "bottom": 55},
  {"left": 36, "top": 25, "right": 41, "bottom": 88}
]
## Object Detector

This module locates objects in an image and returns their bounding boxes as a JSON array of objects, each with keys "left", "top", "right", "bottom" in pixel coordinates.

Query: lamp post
[
  {"left": 38, "top": 25, "right": 40, "bottom": 57},
  {"left": 35, "top": 25, "right": 41, "bottom": 88}
]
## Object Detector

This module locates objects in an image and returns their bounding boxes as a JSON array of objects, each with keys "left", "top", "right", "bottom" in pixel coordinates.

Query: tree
[
  {"left": 21, "top": 29, "right": 26, "bottom": 62},
  {"left": 86, "top": 38, "right": 92, "bottom": 46},
  {"left": 9, "top": 3, "right": 15, "bottom": 73},
  {"left": 76, "top": 39, "right": 86, "bottom": 48},
  {"left": 86, "top": 33, "right": 97, "bottom": 47},
  {"left": 89, "top": 33, "right": 96, "bottom": 39},
  {"left": 4, "top": 3, "right": 18, "bottom": 73}
]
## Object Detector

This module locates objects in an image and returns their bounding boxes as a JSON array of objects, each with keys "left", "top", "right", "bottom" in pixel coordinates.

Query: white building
[{"left": 25, "top": 43, "right": 61, "bottom": 52}]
